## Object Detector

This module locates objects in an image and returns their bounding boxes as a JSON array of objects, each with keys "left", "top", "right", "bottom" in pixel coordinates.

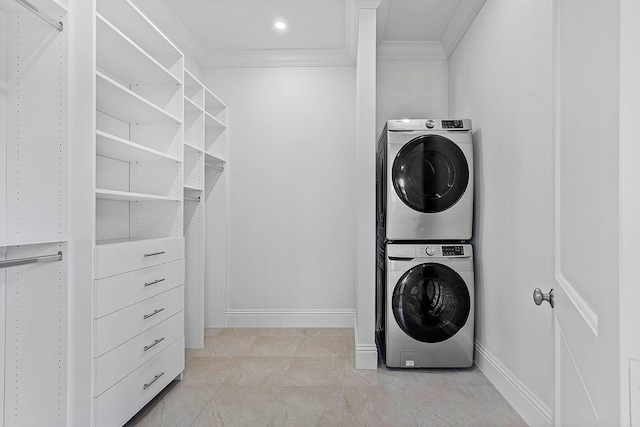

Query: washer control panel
[
  {"left": 418, "top": 245, "right": 468, "bottom": 257},
  {"left": 387, "top": 244, "right": 472, "bottom": 259}
]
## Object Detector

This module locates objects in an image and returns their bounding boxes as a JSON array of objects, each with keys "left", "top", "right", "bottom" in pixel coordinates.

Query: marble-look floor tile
[
  {"left": 344, "top": 362, "right": 465, "bottom": 387},
  {"left": 191, "top": 385, "right": 281, "bottom": 427},
  {"left": 295, "top": 336, "right": 343, "bottom": 357},
  {"left": 455, "top": 365, "right": 493, "bottom": 386},
  {"left": 127, "top": 329, "right": 525, "bottom": 427},
  {"left": 181, "top": 356, "right": 232, "bottom": 385},
  {"left": 283, "top": 356, "right": 346, "bottom": 386},
  {"left": 408, "top": 385, "right": 528, "bottom": 427},
  {"left": 124, "top": 383, "right": 216, "bottom": 427},
  {"left": 343, "top": 385, "right": 419, "bottom": 426},
  {"left": 204, "top": 335, "right": 256, "bottom": 355},
  {"left": 268, "top": 386, "right": 343, "bottom": 426},
  {"left": 223, "top": 356, "right": 292, "bottom": 385},
  {"left": 248, "top": 335, "right": 299, "bottom": 356},
  {"left": 298, "top": 327, "right": 354, "bottom": 337}
]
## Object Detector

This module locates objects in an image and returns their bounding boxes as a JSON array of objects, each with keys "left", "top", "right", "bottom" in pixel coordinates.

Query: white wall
[
  {"left": 448, "top": 0, "right": 555, "bottom": 424},
  {"left": 203, "top": 67, "right": 356, "bottom": 326},
  {"left": 376, "top": 58, "right": 448, "bottom": 135},
  {"left": 619, "top": 0, "right": 640, "bottom": 423}
]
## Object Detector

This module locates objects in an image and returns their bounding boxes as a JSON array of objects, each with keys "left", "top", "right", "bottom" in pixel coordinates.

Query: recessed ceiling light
[{"left": 274, "top": 20, "right": 287, "bottom": 31}]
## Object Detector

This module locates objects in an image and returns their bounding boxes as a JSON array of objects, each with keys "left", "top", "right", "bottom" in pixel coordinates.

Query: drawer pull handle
[
  {"left": 144, "top": 278, "right": 165, "bottom": 287},
  {"left": 143, "top": 337, "right": 165, "bottom": 351},
  {"left": 144, "top": 251, "right": 165, "bottom": 258},
  {"left": 143, "top": 308, "right": 165, "bottom": 320},
  {"left": 143, "top": 372, "right": 165, "bottom": 390}
]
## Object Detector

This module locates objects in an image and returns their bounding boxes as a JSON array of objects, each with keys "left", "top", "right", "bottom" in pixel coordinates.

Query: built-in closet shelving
[
  {"left": 3, "top": 0, "right": 229, "bottom": 423},
  {"left": 182, "top": 69, "right": 228, "bottom": 347},
  {"left": 1, "top": 0, "right": 68, "bottom": 425},
  {"left": 93, "top": 0, "right": 185, "bottom": 425}
]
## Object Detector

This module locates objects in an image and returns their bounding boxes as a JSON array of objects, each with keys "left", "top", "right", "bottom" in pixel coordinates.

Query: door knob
[{"left": 533, "top": 288, "right": 554, "bottom": 308}]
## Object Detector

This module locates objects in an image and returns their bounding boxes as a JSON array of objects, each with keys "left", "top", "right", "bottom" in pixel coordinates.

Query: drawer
[
  {"left": 94, "top": 237, "right": 184, "bottom": 279},
  {"left": 94, "top": 259, "right": 185, "bottom": 318},
  {"left": 94, "top": 336, "right": 185, "bottom": 427},
  {"left": 93, "top": 312, "right": 184, "bottom": 396},
  {"left": 94, "top": 286, "right": 184, "bottom": 357}
]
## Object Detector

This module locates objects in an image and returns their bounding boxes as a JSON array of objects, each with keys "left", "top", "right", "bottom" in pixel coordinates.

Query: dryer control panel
[{"left": 420, "top": 245, "right": 468, "bottom": 257}]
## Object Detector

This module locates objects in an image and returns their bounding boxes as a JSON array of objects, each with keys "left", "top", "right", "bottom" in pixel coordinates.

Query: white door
[{"left": 546, "top": 0, "right": 622, "bottom": 425}]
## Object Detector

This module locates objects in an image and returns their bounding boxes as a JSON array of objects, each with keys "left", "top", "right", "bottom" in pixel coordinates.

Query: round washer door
[
  {"left": 392, "top": 263, "right": 470, "bottom": 343},
  {"left": 392, "top": 135, "right": 469, "bottom": 213}
]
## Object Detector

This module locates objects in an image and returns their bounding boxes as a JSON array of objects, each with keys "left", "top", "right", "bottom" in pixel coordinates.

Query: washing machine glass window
[
  {"left": 392, "top": 135, "right": 469, "bottom": 213},
  {"left": 392, "top": 262, "right": 470, "bottom": 343}
]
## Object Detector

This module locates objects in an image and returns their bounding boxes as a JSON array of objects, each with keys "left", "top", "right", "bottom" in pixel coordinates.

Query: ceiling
[{"left": 133, "top": 0, "right": 486, "bottom": 68}]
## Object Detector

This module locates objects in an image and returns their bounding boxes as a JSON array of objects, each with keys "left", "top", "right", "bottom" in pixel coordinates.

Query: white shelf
[
  {"left": 95, "top": 236, "right": 173, "bottom": 246},
  {"left": 205, "top": 88, "right": 226, "bottom": 111},
  {"left": 184, "top": 69, "right": 204, "bottom": 108},
  {"left": 96, "top": 130, "right": 180, "bottom": 163},
  {"left": 97, "top": 14, "right": 180, "bottom": 87},
  {"left": 96, "top": 71, "right": 182, "bottom": 124},
  {"left": 184, "top": 141, "right": 203, "bottom": 154},
  {"left": 96, "top": 189, "right": 181, "bottom": 203},
  {"left": 205, "top": 111, "right": 226, "bottom": 129},
  {"left": 204, "top": 152, "right": 226, "bottom": 170},
  {"left": 184, "top": 96, "right": 203, "bottom": 113},
  {"left": 184, "top": 69, "right": 203, "bottom": 89},
  {"left": 183, "top": 185, "right": 203, "bottom": 192},
  {"left": 0, "top": 237, "right": 68, "bottom": 247},
  {"left": 0, "top": 0, "right": 67, "bottom": 13},
  {"left": 97, "top": 0, "right": 182, "bottom": 74}
]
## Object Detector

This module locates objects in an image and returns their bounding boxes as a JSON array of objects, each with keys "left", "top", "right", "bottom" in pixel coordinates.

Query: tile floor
[{"left": 125, "top": 328, "right": 527, "bottom": 426}]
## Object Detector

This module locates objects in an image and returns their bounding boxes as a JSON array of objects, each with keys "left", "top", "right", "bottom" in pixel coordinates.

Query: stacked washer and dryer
[{"left": 376, "top": 119, "right": 475, "bottom": 368}]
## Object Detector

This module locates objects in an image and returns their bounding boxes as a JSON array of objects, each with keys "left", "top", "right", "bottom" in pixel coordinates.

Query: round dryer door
[
  {"left": 392, "top": 135, "right": 469, "bottom": 213},
  {"left": 392, "top": 263, "right": 470, "bottom": 343}
]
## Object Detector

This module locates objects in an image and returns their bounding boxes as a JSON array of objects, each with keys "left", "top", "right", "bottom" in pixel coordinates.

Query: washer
[
  {"left": 377, "top": 119, "right": 473, "bottom": 241},
  {"left": 380, "top": 242, "right": 474, "bottom": 368}
]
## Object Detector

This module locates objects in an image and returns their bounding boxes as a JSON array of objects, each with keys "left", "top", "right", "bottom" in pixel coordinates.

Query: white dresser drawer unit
[
  {"left": 93, "top": 336, "right": 185, "bottom": 427},
  {"left": 94, "top": 237, "right": 185, "bottom": 279},
  {"left": 93, "top": 312, "right": 184, "bottom": 396},
  {"left": 94, "top": 285, "right": 184, "bottom": 357},
  {"left": 93, "top": 258, "right": 185, "bottom": 318}
]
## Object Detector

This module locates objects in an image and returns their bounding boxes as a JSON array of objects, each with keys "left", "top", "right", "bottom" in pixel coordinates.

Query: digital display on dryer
[
  {"left": 442, "top": 246, "right": 464, "bottom": 256},
  {"left": 442, "top": 120, "right": 464, "bottom": 129}
]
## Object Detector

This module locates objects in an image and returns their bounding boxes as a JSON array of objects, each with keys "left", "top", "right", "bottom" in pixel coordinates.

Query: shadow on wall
[{"left": 470, "top": 128, "right": 485, "bottom": 349}]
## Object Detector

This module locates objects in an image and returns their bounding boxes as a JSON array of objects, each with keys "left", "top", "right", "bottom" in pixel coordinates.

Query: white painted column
[
  {"left": 354, "top": 0, "right": 380, "bottom": 369},
  {"left": 67, "top": 0, "right": 96, "bottom": 424}
]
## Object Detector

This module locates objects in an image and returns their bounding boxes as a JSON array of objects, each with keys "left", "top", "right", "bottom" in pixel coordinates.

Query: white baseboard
[
  {"left": 475, "top": 340, "right": 552, "bottom": 427},
  {"left": 353, "top": 314, "right": 378, "bottom": 369},
  {"left": 355, "top": 343, "right": 378, "bottom": 369},
  {"left": 225, "top": 309, "right": 354, "bottom": 328}
]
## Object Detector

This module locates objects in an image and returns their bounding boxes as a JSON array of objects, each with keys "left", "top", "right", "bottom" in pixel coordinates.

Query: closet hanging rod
[
  {"left": 205, "top": 163, "right": 224, "bottom": 172},
  {"left": 184, "top": 195, "right": 201, "bottom": 202},
  {"left": 0, "top": 251, "right": 63, "bottom": 269},
  {"left": 13, "top": 0, "right": 64, "bottom": 31}
]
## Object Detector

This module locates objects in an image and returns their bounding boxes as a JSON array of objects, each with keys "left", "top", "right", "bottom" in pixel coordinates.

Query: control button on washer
[{"left": 426, "top": 246, "right": 436, "bottom": 256}]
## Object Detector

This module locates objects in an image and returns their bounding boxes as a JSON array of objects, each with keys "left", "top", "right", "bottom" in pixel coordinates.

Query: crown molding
[
  {"left": 132, "top": 0, "right": 485, "bottom": 67},
  {"left": 198, "top": 48, "right": 355, "bottom": 68},
  {"left": 441, "top": 0, "right": 487, "bottom": 58},
  {"left": 376, "top": 0, "right": 391, "bottom": 45},
  {"left": 354, "top": 0, "right": 382, "bottom": 9},
  {"left": 377, "top": 41, "right": 446, "bottom": 60}
]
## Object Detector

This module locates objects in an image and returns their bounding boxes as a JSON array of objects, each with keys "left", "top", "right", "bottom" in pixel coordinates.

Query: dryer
[
  {"left": 381, "top": 242, "right": 474, "bottom": 368},
  {"left": 377, "top": 119, "right": 473, "bottom": 241}
]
